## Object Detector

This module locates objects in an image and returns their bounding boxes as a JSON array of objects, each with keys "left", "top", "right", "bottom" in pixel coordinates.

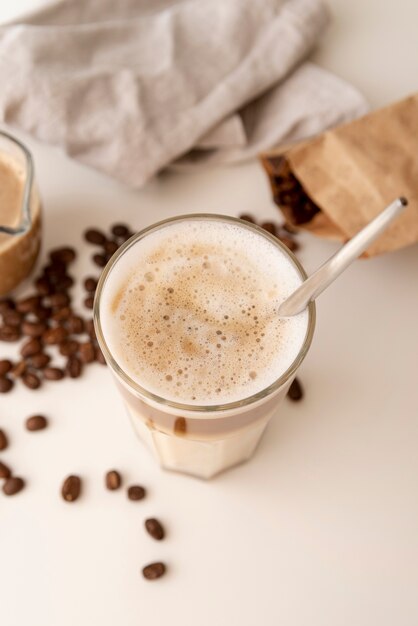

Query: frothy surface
[{"left": 100, "top": 219, "right": 308, "bottom": 405}]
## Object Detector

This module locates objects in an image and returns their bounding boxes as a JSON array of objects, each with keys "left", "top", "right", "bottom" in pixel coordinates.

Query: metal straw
[{"left": 278, "top": 197, "right": 408, "bottom": 317}]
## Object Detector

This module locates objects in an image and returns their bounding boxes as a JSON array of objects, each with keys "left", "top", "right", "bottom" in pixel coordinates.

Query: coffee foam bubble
[{"left": 100, "top": 219, "right": 308, "bottom": 405}]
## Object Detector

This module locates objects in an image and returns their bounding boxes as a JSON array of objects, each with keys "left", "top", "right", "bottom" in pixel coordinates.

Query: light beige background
[{"left": 0, "top": 2, "right": 417, "bottom": 626}]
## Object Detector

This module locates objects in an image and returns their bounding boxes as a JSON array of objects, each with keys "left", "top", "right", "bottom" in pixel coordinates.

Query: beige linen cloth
[{"left": 0, "top": 0, "right": 368, "bottom": 187}]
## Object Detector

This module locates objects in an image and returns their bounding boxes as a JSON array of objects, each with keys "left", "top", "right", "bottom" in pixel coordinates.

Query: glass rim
[
  {"left": 94, "top": 213, "right": 316, "bottom": 415},
  {"left": 0, "top": 130, "right": 34, "bottom": 236}
]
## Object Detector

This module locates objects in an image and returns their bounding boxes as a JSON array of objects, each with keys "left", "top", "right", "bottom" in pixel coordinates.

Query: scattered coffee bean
[
  {"left": 95, "top": 347, "right": 106, "bottom": 365},
  {"left": 28, "top": 353, "right": 51, "bottom": 369},
  {"left": 43, "top": 326, "right": 68, "bottom": 345},
  {"left": 49, "top": 247, "right": 76, "bottom": 265},
  {"left": 261, "top": 221, "right": 278, "bottom": 236},
  {"left": 84, "top": 228, "right": 106, "bottom": 245},
  {"left": 59, "top": 340, "right": 79, "bottom": 357},
  {"left": 61, "top": 475, "right": 81, "bottom": 502},
  {"left": 43, "top": 367, "right": 65, "bottom": 381},
  {"left": 142, "top": 562, "right": 166, "bottom": 580},
  {"left": 84, "top": 277, "right": 97, "bottom": 293},
  {"left": 105, "top": 470, "right": 122, "bottom": 490},
  {"left": 22, "top": 372, "right": 41, "bottom": 390},
  {"left": 0, "top": 461, "right": 11, "bottom": 479},
  {"left": 47, "top": 293, "right": 70, "bottom": 309},
  {"left": 67, "top": 315, "right": 85, "bottom": 334},
  {"left": 104, "top": 240, "right": 118, "bottom": 255},
  {"left": 20, "top": 338, "right": 43, "bottom": 358},
  {"left": 65, "top": 356, "right": 82, "bottom": 378},
  {"left": 111, "top": 223, "right": 130, "bottom": 238},
  {"left": 79, "top": 341, "right": 95, "bottom": 364},
  {"left": 2, "top": 309, "right": 23, "bottom": 327},
  {"left": 55, "top": 275, "right": 74, "bottom": 291},
  {"left": 51, "top": 306, "right": 72, "bottom": 322},
  {"left": 0, "top": 325, "right": 21, "bottom": 342},
  {"left": 0, "top": 428, "right": 8, "bottom": 451},
  {"left": 16, "top": 295, "right": 41, "bottom": 314},
  {"left": 35, "top": 276, "right": 53, "bottom": 295},
  {"left": 26, "top": 414, "right": 48, "bottom": 431},
  {"left": 127, "top": 485, "right": 146, "bottom": 501},
  {"left": 0, "top": 298, "right": 14, "bottom": 313},
  {"left": 32, "top": 305, "right": 52, "bottom": 321},
  {"left": 3, "top": 476, "right": 25, "bottom": 496},
  {"left": 0, "top": 377, "right": 14, "bottom": 393},
  {"left": 84, "top": 295, "right": 95, "bottom": 309},
  {"left": 85, "top": 320, "right": 96, "bottom": 340},
  {"left": 239, "top": 213, "right": 256, "bottom": 223},
  {"left": 279, "top": 235, "right": 299, "bottom": 252},
  {"left": 11, "top": 361, "right": 27, "bottom": 378},
  {"left": 92, "top": 253, "right": 107, "bottom": 268},
  {"left": 287, "top": 377, "right": 303, "bottom": 401},
  {"left": 21, "top": 321, "right": 47, "bottom": 337},
  {"left": 0, "top": 359, "right": 12, "bottom": 376},
  {"left": 145, "top": 518, "right": 165, "bottom": 541}
]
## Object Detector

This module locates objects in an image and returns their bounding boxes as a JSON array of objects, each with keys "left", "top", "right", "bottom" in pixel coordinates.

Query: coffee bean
[
  {"left": 279, "top": 235, "right": 299, "bottom": 252},
  {"left": 43, "top": 326, "right": 68, "bottom": 345},
  {"left": 67, "top": 315, "right": 85, "bottom": 334},
  {"left": 11, "top": 361, "right": 27, "bottom": 378},
  {"left": 3, "top": 477, "right": 25, "bottom": 496},
  {"left": 51, "top": 306, "right": 72, "bottom": 322},
  {"left": 84, "top": 277, "right": 97, "bottom": 293},
  {"left": 239, "top": 214, "right": 256, "bottom": 223},
  {"left": 47, "top": 293, "right": 70, "bottom": 309},
  {"left": 21, "top": 338, "right": 43, "bottom": 358},
  {"left": 127, "top": 485, "right": 146, "bottom": 501},
  {"left": 26, "top": 414, "right": 48, "bottom": 431},
  {"left": 59, "top": 340, "right": 80, "bottom": 357},
  {"left": 145, "top": 518, "right": 165, "bottom": 541},
  {"left": 287, "top": 377, "right": 303, "bottom": 401},
  {"left": 282, "top": 222, "right": 298, "bottom": 234},
  {"left": 35, "top": 276, "right": 53, "bottom": 295},
  {"left": 2, "top": 309, "right": 23, "bottom": 327},
  {"left": 43, "top": 367, "right": 65, "bottom": 381},
  {"left": 54, "top": 276, "right": 74, "bottom": 291},
  {"left": 0, "top": 359, "right": 12, "bottom": 376},
  {"left": 95, "top": 347, "right": 106, "bottom": 365},
  {"left": 65, "top": 356, "right": 82, "bottom": 378},
  {"left": 104, "top": 240, "right": 118, "bottom": 255},
  {"left": 0, "top": 377, "right": 14, "bottom": 393},
  {"left": 28, "top": 353, "right": 51, "bottom": 369},
  {"left": 21, "top": 320, "right": 47, "bottom": 337},
  {"left": 61, "top": 475, "right": 81, "bottom": 502},
  {"left": 0, "top": 428, "right": 8, "bottom": 450},
  {"left": 84, "top": 296, "right": 95, "bottom": 309},
  {"left": 0, "top": 298, "right": 14, "bottom": 313},
  {"left": 0, "top": 461, "right": 11, "bottom": 479},
  {"left": 111, "top": 224, "right": 130, "bottom": 238},
  {"left": 92, "top": 253, "right": 107, "bottom": 268},
  {"left": 142, "top": 562, "right": 166, "bottom": 580},
  {"left": 79, "top": 341, "right": 95, "bottom": 364},
  {"left": 261, "top": 221, "right": 278, "bottom": 236},
  {"left": 49, "top": 247, "right": 76, "bottom": 265},
  {"left": 32, "top": 305, "right": 52, "bottom": 321},
  {"left": 22, "top": 372, "right": 41, "bottom": 390},
  {"left": 44, "top": 262, "right": 67, "bottom": 279},
  {"left": 0, "top": 325, "right": 21, "bottom": 342},
  {"left": 16, "top": 295, "right": 41, "bottom": 314},
  {"left": 85, "top": 320, "right": 96, "bottom": 340},
  {"left": 105, "top": 470, "right": 121, "bottom": 490},
  {"left": 85, "top": 228, "right": 106, "bottom": 245}
]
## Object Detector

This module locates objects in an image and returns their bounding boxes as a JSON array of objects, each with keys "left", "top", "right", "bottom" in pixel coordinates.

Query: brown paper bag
[{"left": 261, "top": 93, "right": 418, "bottom": 256}]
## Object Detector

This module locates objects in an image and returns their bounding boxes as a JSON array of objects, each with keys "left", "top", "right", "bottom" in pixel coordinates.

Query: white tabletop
[{"left": 1, "top": 2, "right": 418, "bottom": 625}]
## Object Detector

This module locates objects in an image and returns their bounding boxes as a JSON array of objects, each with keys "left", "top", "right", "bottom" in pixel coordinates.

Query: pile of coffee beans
[
  {"left": 261, "top": 155, "right": 320, "bottom": 225},
  {"left": 0, "top": 223, "right": 135, "bottom": 393}
]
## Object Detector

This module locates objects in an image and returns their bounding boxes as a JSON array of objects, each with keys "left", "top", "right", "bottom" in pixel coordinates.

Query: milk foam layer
[{"left": 100, "top": 218, "right": 309, "bottom": 405}]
